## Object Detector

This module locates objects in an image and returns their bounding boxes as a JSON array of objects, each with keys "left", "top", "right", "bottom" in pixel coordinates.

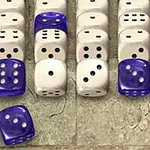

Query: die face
[
  {"left": 0, "top": 0, "right": 25, "bottom": 15},
  {"left": 35, "top": 0, "right": 67, "bottom": 16},
  {"left": 0, "top": 105, "right": 35, "bottom": 145},
  {"left": 77, "top": 12, "right": 108, "bottom": 33},
  {"left": 0, "top": 29, "right": 25, "bottom": 48},
  {"left": 35, "top": 59, "right": 67, "bottom": 97},
  {"left": 118, "top": 29, "right": 150, "bottom": 62},
  {"left": 35, "top": 29, "right": 67, "bottom": 62},
  {"left": 0, "top": 12, "right": 25, "bottom": 32},
  {"left": 118, "top": 0, "right": 150, "bottom": 17},
  {"left": 118, "top": 12, "right": 150, "bottom": 33},
  {"left": 0, "top": 44, "right": 24, "bottom": 61},
  {"left": 118, "top": 59, "right": 150, "bottom": 96},
  {"left": 119, "top": 29, "right": 149, "bottom": 44},
  {"left": 118, "top": 43, "right": 149, "bottom": 62},
  {"left": 34, "top": 12, "right": 68, "bottom": 35},
  {"left": 0, "top": 59, "right": 26, "bottom": 97},
  {"left": 76, "top": 0, "right": 108, "bottom": 17},
  {"left": 77, "top": 29, "right": 109, "bottom": 62},
  {"left": 77, "top": 59, "right": 109, "bottom": 97}
]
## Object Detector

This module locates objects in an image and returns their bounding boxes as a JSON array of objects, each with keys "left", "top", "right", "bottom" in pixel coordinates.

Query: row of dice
[
  {"left": 0, "top": 0, "right": 26, "bottom": 97},
  {"left": 76, "top": 0, "right": 109, "bottom": 97},
  {"left": 118, "top": 0, "right": 150, "bottom": 97},
  {"left": 34, "top": 0, "right": 68, "bottom": 97}
]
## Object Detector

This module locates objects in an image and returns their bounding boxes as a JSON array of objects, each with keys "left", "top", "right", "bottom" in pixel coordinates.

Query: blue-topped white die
[
  {"left": 0, "top": 105, "right": 35, "bottom": 145},
  {"left": 34, "top": 12, "right": 68, "bottom": 35}
]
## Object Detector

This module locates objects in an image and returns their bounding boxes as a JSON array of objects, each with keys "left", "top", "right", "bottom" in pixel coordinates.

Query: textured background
[{"left": 0, "top": 0, "right": 150, "bottom": 150}]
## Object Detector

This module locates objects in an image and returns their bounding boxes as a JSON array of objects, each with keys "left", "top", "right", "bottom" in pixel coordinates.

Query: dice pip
[
  {"left": 0, "top": 105, "right": 35, "bottom": 145},
  {"left": 34, "top": 12, "right": 68, "bottom": 35},
  {"left": 118, "top": 59, "right": 150, "bottom": 97},
  {"left": 0, "top": 59, "right": 26, "bottom": 97},
  {"left": 76, "top": 59, "right": 109, "bottom": 97},
  {"left": 35, "top": 59, "right": 67, "bottom": 97}
]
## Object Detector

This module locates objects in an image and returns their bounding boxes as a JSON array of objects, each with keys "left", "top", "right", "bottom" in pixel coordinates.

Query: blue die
[
  {"left": 118, "top": 59, "right": 150, "bottom": 97},
  {"left": 34, "top": 12, "right": 68, "bottom": 35},
  {"left": 0, "top": 105, "right": 35, "bottom": 145},
  {"left": 0, "top": 59, "right": 26, "bottom": 97}
]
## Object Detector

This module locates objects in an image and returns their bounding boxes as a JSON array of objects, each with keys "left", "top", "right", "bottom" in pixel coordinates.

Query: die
[
  {"left": 118, "top": 59, "right": 150, "bottom": 96},
  {"left": 34, "top": 12, "right": 68, "bottom": 35},
  {"left": 0, "top": 12, "right": 25, "bottom": 32},
  {"left": 76, "top": 0, "right": 108, "bottom": 18},
  {"left": 35, "top": 29, "right": 67, "bottom": 62},
  {"left": 118, "top": 12, "right": 150, "bottom": 34},
  {"left": 35, "top": 59, "right": 67, "bottom": 97},
  {"left": 0, "top": 59, "right": 26, "bottom": 97},
  {"left": 76, "top": 59, "right": 109, "bottom": 97},
  {"left": 35, "top": 0, "right": 67, "bottom": 17},
  {"left": 118, "top": 29, "right": 150, "bottom": 62},
  {"left": 0, "top": 105, "right": 35, "bottom": 145},
  {"left": 118, "top": 0, "right": 150, "bottom": 17},
  {"left": 0, "top": 0, "right": 25, "bottom": 15},
  {"left": 76, "top": 29, "right": 109, "bottom": 63},
  {"left": 76, "top": 11, "right": 108, "bottom": 34},
  {"left": 0, "top": 29, "right": 25, "bottom": 61}
]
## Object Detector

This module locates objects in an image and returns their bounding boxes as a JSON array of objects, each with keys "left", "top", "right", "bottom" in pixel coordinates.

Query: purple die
[
  {"left": 0, "top": 59, "right": 26, "bottom": 97},
  {"left": 118, "top": 59, "right": 150, "bottom": 97},
  {"left": 34, "top": 12, "right": 68, "bottom": 35},
  {"left": 0, "top": 105, "right": 35, "bottom": 145}
]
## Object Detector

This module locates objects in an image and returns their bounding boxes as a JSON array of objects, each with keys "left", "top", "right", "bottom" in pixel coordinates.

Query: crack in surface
[{"left": 49, "top": 97, "right": 67, "bottom": 118}]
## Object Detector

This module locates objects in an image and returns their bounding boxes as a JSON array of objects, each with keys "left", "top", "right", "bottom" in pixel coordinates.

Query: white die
[
  {"left": 35, "top": 59, "right": 67, "bottom": 97},
  {"left": 77, "top": 59, "right": 109, "bottom": 97},
  {"left": 76, "top": 29, "right": 109, "bottom": 63},
  {"left": 118, "top": 0, "right": 150, "bottom": 17},
  {"left": 118, "top": 29, "right": 150, "bottom": 62},
  {"left": 118, "top": 12, "right": 150, "bottom": 34},
  {"left": 0, "top": 0, "right": 25, "bottom": 15},
  {"left": 34, "top": 0, "right": 67, "bottom": 17},
  {"left": 0, "top": 29, "right": 25, "bottom": 61},
  {"left": 76, "top": 0, "right": 108, "bottom": 18},
  {"left": 0, "top": 12, "right": 25, "bottom": 32},
  {"left": 76, "top": 11, "right": 108, "bottom": 34},
  {"left": 34, "top": 29, "right": 67, "bottom": 63}
]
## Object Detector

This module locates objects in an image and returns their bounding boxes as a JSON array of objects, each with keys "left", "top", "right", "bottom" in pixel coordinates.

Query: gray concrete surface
[{"left": 0, "top": 0, "right": 149, "bottom": 150}]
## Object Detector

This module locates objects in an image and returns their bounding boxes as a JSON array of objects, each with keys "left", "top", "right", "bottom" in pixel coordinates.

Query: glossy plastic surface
[
  {"left": 0, "top": 59, "right": 26, "bottom": 97},
  {"left": 0, "top": 105, "right": 35, "bottom": 145},
  {"left": 34, "top": 12, "right": 68, "bottom": 35},
  {"left": 118, "top": 59, "right": 150, "bottom": 97}
]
